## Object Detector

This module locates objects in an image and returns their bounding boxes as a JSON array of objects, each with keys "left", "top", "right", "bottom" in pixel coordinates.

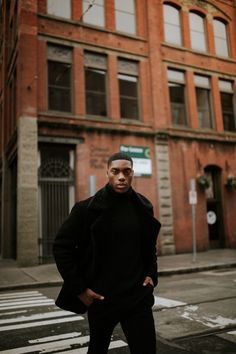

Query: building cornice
[
  {"left": 156, "top": 127, "right": 236, "bottom": 144},
  {"left": 38, "top": 114, "right": 156, "bottom": 138},
  {"left": 38, "top": 13, "right": 147, "bottom": 43},
  {"left": 37, "top": 32, "right": 148, "bottom": 59}
]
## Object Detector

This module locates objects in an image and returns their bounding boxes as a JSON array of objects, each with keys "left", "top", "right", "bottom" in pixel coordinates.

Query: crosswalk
[
  {"left": 0, "top": 290, "right": 128, "bottom": 353},
  {"left": 0, "top": 289, "right": 191, "bottom": 353}
]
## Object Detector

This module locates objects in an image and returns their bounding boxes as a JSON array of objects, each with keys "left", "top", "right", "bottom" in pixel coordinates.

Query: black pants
[{"left": 87, "top": 293, "right": 156, "bottom": 354}]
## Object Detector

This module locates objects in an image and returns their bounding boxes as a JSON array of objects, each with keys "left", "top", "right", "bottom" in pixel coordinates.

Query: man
[{"left": 53, "top": 152, "right": 161, "bottom": 354}]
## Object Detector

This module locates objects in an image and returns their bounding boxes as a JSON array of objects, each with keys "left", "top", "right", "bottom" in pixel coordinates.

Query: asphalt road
[
  {"left": 154, "top": 267, "right": 236, "bottom": 353},
  {"left": 0, "top": 267, "right": 236, "bottom": 353}
]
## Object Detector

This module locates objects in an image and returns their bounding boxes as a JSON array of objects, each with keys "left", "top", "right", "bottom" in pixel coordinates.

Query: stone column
[
  {"left": 17, "top": 116, "right": 38, "bottom": 266},
  {"left": 156, "top": 140, "right": 175, "bottom": 255}
]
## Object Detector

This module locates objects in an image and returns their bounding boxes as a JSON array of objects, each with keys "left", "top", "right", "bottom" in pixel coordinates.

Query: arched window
[
  {"left": 189, "top": 12, "right": 207, "bottom": 52},
  {"left": 82, "top": 0, "right": 105, "bottom": 27},
  {"left": 115, "top": 0, "right": 136, "bottom": 34},
  {"left": 47, "top": 0, "right": 71, "bottom": 19},
  {"left": 163, "top": 3, "right": 182, "bottom": 45},
  {"left": 213, "top": 19, "right": 229, "bottom": 57}
]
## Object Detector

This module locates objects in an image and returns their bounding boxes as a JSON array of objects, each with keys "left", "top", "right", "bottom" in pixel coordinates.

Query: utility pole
[{"left": 189, "top": 179, "right": 197, "bottom": 262}]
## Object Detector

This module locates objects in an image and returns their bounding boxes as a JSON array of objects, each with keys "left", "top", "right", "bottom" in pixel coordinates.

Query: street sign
[
  {"left": 189, "top": 190, "right": 197, "bottom": 205},
  {"left": 120, "top": 145, "right": 152, "bottom": 176},
  {"left": 190, "top": 178, "right": 197, "bottom": 263},
  {"left": 207, "top": 211, "right": 216, "bottom": 225}
]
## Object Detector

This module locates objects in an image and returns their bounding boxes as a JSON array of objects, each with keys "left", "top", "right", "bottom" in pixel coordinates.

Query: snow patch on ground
[{"left": 180, "top": 306, "right": 236, "bottom": 329}]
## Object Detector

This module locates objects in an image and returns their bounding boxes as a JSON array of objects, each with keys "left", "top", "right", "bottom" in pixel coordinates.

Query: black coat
[{"left": 53, "top": 185, "right": 161, "bottom": 314}]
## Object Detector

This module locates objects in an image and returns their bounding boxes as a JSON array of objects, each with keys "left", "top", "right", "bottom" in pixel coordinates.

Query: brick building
[{"left": 0, "top": 0, "right": 236, "bottom": 266}]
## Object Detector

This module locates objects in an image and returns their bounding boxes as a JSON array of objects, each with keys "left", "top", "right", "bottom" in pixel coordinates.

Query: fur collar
[{"left": 87, "top": 184, "right": 153, "bottom": 213}]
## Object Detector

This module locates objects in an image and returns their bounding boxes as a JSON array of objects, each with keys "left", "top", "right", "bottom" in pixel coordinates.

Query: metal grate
[{"left": 39, "top": 153, "right": 74, "bottom": 263}]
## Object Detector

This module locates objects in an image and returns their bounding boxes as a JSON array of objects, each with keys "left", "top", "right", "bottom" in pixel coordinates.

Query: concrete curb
[
  {"left": 158, "top": 261, "right": 236, "bottom": 276},
  {"left": 0, "top": 261, "right": 235, "bottom": 292},
  {"left": 0, "top": 281, "right": 63, "bottom": 292}
]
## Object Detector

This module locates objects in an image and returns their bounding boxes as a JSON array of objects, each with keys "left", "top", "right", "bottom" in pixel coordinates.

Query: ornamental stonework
[{"left": 178, "top": 0, "right": 217, "bottom": 13}]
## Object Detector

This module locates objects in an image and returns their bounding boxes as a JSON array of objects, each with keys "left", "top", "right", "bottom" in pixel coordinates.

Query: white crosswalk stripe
[
  {"left": 0, "top": 290, "right": 128, "bottom": 353},
  {"left": 0, "top": 291, "right": 43, "bottom": 299},
  {"left": 0, "top": 296, "right": 47, "bottom": 307},
  {"left": 0, "top": 310, "right": 75, "bottom": 325},
  {"left": 153, "top": 295, "right": 186, "bottom": 309},
  {"left": 28, "top": 332, "right": 82, "bottom": 344},
  {"left": 0, "top": 315, "right": 84, "bottom": 332},
  {"left": 0, "top": 300, "right": 55, "bottom": 310},
  {"left": 0, "top": 297, "right": 49, "bottom": 305}
]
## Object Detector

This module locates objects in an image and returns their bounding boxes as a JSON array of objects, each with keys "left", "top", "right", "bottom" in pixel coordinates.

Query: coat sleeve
[
  {"left": 144, "top": 207, "right": 161, "bottom": 288},
  {"left": 53, "top": 202, "right": 88, "bottom": 296}
]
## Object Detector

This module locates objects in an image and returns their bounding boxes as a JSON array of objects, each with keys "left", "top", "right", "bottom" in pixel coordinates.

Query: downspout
[{"left": 0, "top": 0, "right": 5, "bottom": 258}]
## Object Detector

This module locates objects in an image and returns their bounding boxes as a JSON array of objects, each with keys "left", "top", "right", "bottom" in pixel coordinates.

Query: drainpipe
[{"left": 0, "top": 2, "right": 5, "bottom": 258}]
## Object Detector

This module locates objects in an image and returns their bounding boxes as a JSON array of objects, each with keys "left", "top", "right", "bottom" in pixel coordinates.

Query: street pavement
[
  {"left": 0, "top": 248, "right": 236, "bottom": 291},
  {"left": 0, "top": 249, "right": 236, "bottom": 353},
  {"left": 0, "top": 286, "right": 196, "bottom": 353}
]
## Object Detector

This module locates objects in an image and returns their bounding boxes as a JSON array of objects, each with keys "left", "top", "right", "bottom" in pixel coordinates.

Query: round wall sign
[{"left": 207, "top": 211, "right": 217, "bottom": 225}]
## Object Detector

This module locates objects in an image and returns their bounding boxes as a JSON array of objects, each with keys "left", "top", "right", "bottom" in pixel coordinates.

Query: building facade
[{"left": 0, "top": 0, "right": 236, "bottom": 266}]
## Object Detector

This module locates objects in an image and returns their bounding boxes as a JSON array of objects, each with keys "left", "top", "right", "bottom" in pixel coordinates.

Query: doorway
[
  {"left": 38, "top": 145, "right": 74, "bottom": 263},
  {"left": 204, "top": 165, "right": 224, "bottom": 248}
]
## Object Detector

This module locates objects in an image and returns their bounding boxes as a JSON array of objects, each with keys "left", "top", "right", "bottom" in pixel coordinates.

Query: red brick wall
[
  {"left": 169, "top": 139, "right": 236, "bottom": 252},
  {"left": 75, "top": 132, "right": 159, "bottom": 216}
]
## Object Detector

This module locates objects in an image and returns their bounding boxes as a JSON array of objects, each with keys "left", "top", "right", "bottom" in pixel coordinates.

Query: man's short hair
[{"left": 107, "top": 152, "right": 133, "bottom": 167}]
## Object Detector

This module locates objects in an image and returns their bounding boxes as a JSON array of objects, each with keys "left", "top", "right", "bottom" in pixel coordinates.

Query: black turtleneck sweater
[{"left": 91, "top": 184, "right": 145, "bottom": 300}]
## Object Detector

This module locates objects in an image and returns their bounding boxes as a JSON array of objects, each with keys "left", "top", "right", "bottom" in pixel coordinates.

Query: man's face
[{"left": 107, "top": 159, "right": 134, "bottom": 193}]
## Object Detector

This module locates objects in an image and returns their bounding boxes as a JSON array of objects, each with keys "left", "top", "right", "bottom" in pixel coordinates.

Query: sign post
[
  {"left": 89, "top": 175, "right": 96, "bottom": 196},
  {"left": 189, "top": 179, "right": 197, "bottom": 263}
]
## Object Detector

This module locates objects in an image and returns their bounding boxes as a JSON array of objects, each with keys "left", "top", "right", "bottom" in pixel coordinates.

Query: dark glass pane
[
  {"left": 119, "top": 75, "right": 139, "bottom": 119},
  {"left": 85, "top": 69, "right": 107, "bottom": 116},
  {"left": 120, "top": 98, "right": 138, "bottom": 119},
  {"left": 119, "top": 78, "right": 137, "bottom": 97},
  {"left": 171, "top": 104, "right": 187, "bottom": 125},
  {"left": 85, "top": 69, "right": 106, "bottom": 91},
  {"left": 196, "top": 88, "right": 212, "bottom": 128},
  {"left": 169, "top": 84, "right": 186, "bottom": 125},
  {"left": 48, "top": 62, "right": 71, "bottom": 87},
  {"left": 221, "top": 92, "right": 233, "bottom": 110},
  {"left": 86, "top": 93, "right": 107, "bottom": 116},
  {"left": 48, "top": 61, "right": 71, "bottom": 112},
  {"left": 221, "top": 92, "right": 235, "bottom": 131},
  {"left": 169, "top": 84, "right": 184, "bottom": 103},
  {"left": 48, "top": 88, "right": 71, "bottom": 112}
]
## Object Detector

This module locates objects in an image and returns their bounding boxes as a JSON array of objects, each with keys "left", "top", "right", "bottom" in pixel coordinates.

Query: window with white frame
[
  {"left": 118, "top": 59, "right": 139, "bottom": 120},
  {"left": 189, "top": 12, "right": 207, "bottom": 52},
  {"left": 219, "top": 80, "right": 235, "bottom": 132},
  {"left": 163, "top": 4, "right": 182, "bottom": 46},
  {"left": 168, "top": 69, "right": 187, "bottom": 125},
  {"left": 213, "top": 19, "right": 229, "bottom": 57},
  {"left": 82, "top": 0, "right": 105, "bottom": 27},
  {"left": 47, "top": 0, "right": 71, "bottom": 19},
  {"left": 194, "top": 75, "right": 213, "bottom": 129},
  {"left": 115, "top": 0, "right": 136, "bottom": 35}
]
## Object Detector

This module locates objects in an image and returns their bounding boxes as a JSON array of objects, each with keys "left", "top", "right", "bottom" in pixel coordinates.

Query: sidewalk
[{"left": 0, "top": 249, "right": 236, "bottom": 291}]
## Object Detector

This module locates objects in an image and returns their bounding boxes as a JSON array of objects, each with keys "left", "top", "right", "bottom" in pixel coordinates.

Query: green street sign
[{"left": 120, "top": 145, "right": 152, "bottom": 176}]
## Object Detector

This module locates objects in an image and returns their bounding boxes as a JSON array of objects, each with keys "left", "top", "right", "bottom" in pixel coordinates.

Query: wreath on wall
[
  {"left": 225, "top": 176, "right": 236, "bottom": 189},
  {"left": 196, "top": 174, "right": 210, "bottom": 189}
]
